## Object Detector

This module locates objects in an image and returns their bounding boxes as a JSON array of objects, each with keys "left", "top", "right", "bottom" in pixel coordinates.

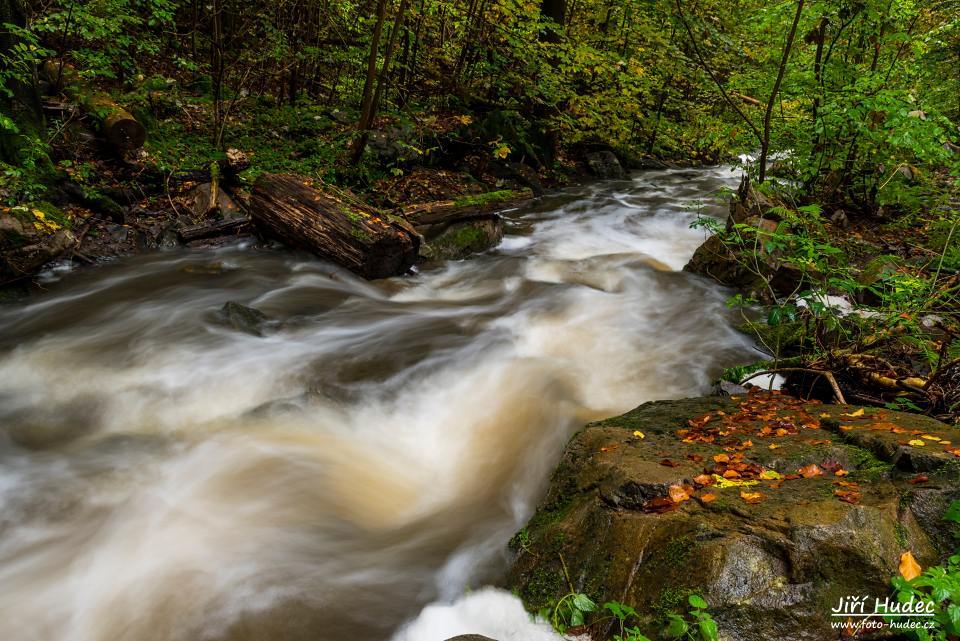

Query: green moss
[
  {"left": 651, "top": 586, "right": 693, "bottom": 622},
  {"left": 8, "top": 202, "right": 71, "bottom": 231},
  {"left": 522, "top": 566, "right": 565, "bottom": 608},
  {"left": 450, "top": 226, "right": 484, "bottom": 249},
  {"left": 451, "top": 189, "right": 523, "bottom": 208},
  {"left": 509, "top": 527, "right": 531, "bottom": 552},
  {"left": 894, "top": 522, "right": 908, "bottom": 547},
  {"left": 351, "top": 228, "right": 371, "bottom": 242},
  {"left": 846, "top": 445, "right": 894, "bottom": 480},
  {"left": 664, "top": 535, "right": 693, "bottom": 566}
]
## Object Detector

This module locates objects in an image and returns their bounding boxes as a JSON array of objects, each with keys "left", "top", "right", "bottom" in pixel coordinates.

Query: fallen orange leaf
[
  {"left": 834, "top": 469, "right": 849, "bottom": 477},
  {"left": 834, "top": 489, "right": 861, "bottom": 504},
  {"left": 798, "top": 464, "right": 824, "bottom": 478},
  {"left": 713, "top": 454, "right": 730, "bottom": 463},
  {"left": 693, "top": 474, "right": 714, "bottom": 486},
  {"left": 740, "top": 490, "right": 765, "bottom": 504},
  {"left": 700, "top": 493, "right": 717, "bottom": 503},
  {"left": 668, "top": 484, "right": 691, "bottom": 504},
  {"left": 899, "top": 552, "right": 922, "bottom": 581}
]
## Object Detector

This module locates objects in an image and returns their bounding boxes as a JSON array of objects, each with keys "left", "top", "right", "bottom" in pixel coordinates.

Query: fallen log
[
  {"left": 249, "top": 174, "right": 419, "bottom": 279},
  {"left": 41, "top": 60, "right": 147, "bottom": 151},
  {"left": 401, "top": 189, "right": 532, "bottom": 234}
]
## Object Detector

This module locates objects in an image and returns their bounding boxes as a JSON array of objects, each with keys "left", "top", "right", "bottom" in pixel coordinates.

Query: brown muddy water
[{"left": 0, "top": 167, "right": 759, "bottom": 641}]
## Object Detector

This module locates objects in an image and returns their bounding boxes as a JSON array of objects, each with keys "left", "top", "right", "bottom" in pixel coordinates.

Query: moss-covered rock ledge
[{"left": 506, "top": 393, "right": 960, "bottom": 641}]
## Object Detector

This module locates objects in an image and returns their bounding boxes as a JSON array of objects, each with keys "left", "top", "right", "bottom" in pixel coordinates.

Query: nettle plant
[{"left": 540, "top": 588, "right": 719, "bottom": 641}]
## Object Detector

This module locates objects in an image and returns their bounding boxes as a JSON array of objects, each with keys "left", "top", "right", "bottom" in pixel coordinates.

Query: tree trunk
[
  {"left": 353, "top": 0, "right": 410, "bottom": 163},
  {"left": 40, "top": 60, "right": 146, "bottom": 150},
  {"left": 758, "top": 0, "right": 805, "bottom": 183},
  {"left": 249, "top": 174, "right": 419, "bottom": 279},
  {"left": 351, "top": 0, "right": 390, "bottom": 164}
]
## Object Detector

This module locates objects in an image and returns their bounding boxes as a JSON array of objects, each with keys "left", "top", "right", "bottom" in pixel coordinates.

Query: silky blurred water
[{"left": 0, "top": 167, "right": 758, "bottom": 641}]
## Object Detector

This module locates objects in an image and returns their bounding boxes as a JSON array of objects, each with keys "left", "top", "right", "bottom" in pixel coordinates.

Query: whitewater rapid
[{"left": 0, "top": 167, "right": 757, "bottom": 641}]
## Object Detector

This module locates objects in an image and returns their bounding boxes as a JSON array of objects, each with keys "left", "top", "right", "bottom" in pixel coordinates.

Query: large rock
[
  {"left": 0, "top": 205, "right": 74, "bottom": 280},
  {"left": 684, "top": 178, "right": 801, "bottom": 301},
  {"left": 507, "top": 393, "right": 960, "bottom": 641},
  {"left": 585, "top": 151, "right": 625, "bottom": 179},
  {"left": 421, "top": 217, "right": 504, "bottom": 261}
]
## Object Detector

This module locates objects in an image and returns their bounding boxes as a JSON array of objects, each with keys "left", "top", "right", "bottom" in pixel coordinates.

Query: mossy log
[
  {"left": 249, "top": 174, "right": 419, "bottom": 279},
  {"left": 41, "top": 60, "right": 146, "bottom": 150},
  {"left": 400, "top": 189, "right": 532, "bottom": 235}
]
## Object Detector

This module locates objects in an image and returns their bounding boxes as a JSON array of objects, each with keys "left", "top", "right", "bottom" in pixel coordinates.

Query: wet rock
[
  {"left": 220, "top": 301, "right": 268, "bottom": 336},
  {"left": 507, "top": 394, "right": 959, "bottom": 641},
  {"left": 585, "top": 150, "right": 625, "bottom": 179},
  {"left": 489, "top": 161, "right": 545, "bottom": 197},
  {"left": 157, "top": 226, "right": 180, "bottom": 250},
  {"left": 190, "top": 183, "right": 244, "bottom": 220},
  {"left": 685, "top": 178, "right": 801, "bottom": 301},
  {"left": 0, "top": 204, "right": 75, "bottom": 280},
  {"left": 422, "top": 217, "right": 504, "bottom": 261}
]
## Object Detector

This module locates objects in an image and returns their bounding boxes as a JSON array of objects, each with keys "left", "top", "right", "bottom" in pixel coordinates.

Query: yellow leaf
[
  {"left": 712, "top": 474, "right": 759, "bottom": 488},
  {"left": 740, "top": 490, "right": 765, "bottom": 504},
  {"left": 921, "top": 435, "right": 939, "bottom": 441},
  {"left": 768, "top": 444, "right": 781, "bottom": 450},
  {"left": 899, "top": 551, "right": 922, "bottom": 581},
  {"left": 842, "top": 408, "right": 865, "bottom": 418},
  {"left": 759, "top": 470, "right": 783, "bottom": 480},
  {"left": 908, "top": 439, "right": 926, "bottom": 447},
  {"left": 632, "top": 431, "right": 645, "bottom": 439}
]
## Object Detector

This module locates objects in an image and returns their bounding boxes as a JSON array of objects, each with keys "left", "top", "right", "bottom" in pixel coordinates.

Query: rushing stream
[{"left": 0, "top": 167, "right": 759, "bottom": 641}]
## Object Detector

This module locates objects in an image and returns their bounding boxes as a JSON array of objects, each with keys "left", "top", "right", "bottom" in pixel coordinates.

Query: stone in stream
[
  {"left": 443, "top": 637, "right": 500, "bottom": 641},
  {"left": 584, "top": 150, "right": 626, "bottom": 179},
  {"left": 506, "top": 393, "right": 960, "bottom": 641},
  {"left": 219, "top": 301, "right": 269, "bottom": 336},
  {"left": 421, "top": 217, "right": 504, "bottom": 261}
]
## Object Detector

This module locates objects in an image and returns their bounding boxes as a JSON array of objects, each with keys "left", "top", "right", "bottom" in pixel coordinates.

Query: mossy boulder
[
  {"left": 0, "top": 203, "right": 74, "bottom": 280},
  {"left": 422, "top": 217, "right": 503, "bottom": 260},
  {"left": 506, "top": 394, "right": 960, "bottom": 641}
]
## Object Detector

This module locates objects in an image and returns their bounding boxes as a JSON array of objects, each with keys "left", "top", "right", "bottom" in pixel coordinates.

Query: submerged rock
[
  {"left": 507, "top": 393, "right": 960, "bottom": 641},
  {"left": 219, "top": 301, "right": 268, "bottom": 336}
]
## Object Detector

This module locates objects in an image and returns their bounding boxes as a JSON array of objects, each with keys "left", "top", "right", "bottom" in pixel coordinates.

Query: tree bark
[
  {"left": 353, "top": 0, "right": 410, "bottom": 163},
  {"left": 249, "top": 174, "right": 419, "bottom": 279},
  {"left": 758, "top": 0, "right": 806, "bottom": 183},
  {"left": 352, "top": 0, "right": 390, "bottom": 164},
  {"left": 40, "top": 60, "right": 146, "bottom": 150}
]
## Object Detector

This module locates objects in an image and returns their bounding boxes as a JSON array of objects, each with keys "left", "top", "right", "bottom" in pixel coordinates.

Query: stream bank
[{"left": 506, "top": 391, "right": 960, "bottom": 640}]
